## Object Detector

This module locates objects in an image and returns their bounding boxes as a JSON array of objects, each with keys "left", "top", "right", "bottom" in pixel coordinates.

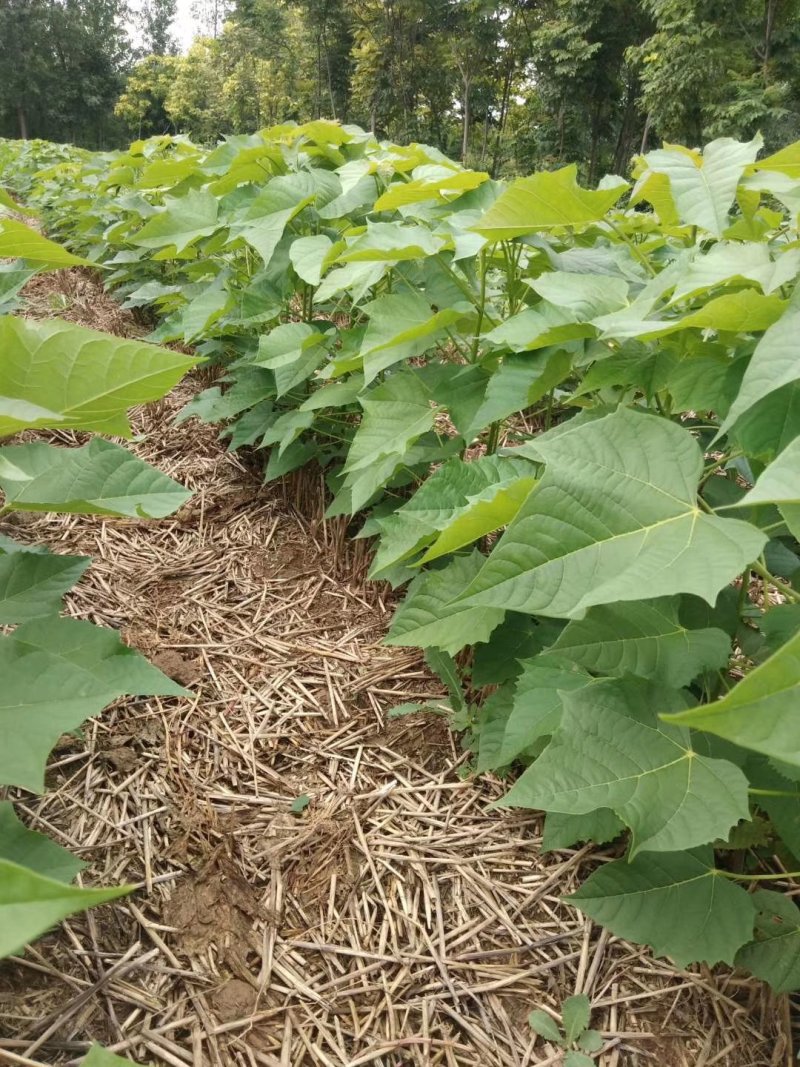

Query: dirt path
[{"left": 0, "top": 267, "right": 786, "bottom": 1066}]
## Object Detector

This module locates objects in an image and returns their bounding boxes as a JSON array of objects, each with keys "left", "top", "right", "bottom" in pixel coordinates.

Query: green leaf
[
  {"left": 473, "top": 166, "right": 627, "bottom": 238},
  {"left": 343, "top": 371, "right": 439, "bottom": 511},
  {"left": 720, "top": 306, "right": 800, "bottom": 437},
  {"left": 527, "top": 1010, "right": 563, "bottom": 1044},
  {"left": 386, "top": 551, "right": 505, "bottom": 655},
  {"left": 424, "top": 648, "right": 464, "bottom": 711},
  {"left": 465, "top": 350, "right": 573, "bottom": 438},
  {"left": 253, "top": 322, "right": 329, "bottom": 397},
  {"left": 542, "top": 809, "right": 625, "bottom": 851},
  {"left": 528, "top": 272, "right": 629, "bottom": 319},
  {"left": 0, "top": 802, "right": 84, "bottom": 882},
  {"left": 459, "top": 407, "right": 766, "bottom": 618},
  {"left": 735, "top": 890, "right": 800, "bottom": 992},
  {"left": 643, "top": 136, "right": 762, "bottom": 237},
  {"left": 731, "top": 382, "right": 800, "bottom": 460},
  {"left": 502, "top": 678, "right": 748, "bottom": 855},
  {"left": 0, "top": 859, "right": 130, "bottom": 958},
  {"left": 337, "top": 221, "right": 444, "bottom": 263},
  {"left": 0, "top": 217, "right": 92, "bottom": 267},
  {"left": 0, "top": 186, "right": 28, "bottom": 214},
  {"left": 562, "top": 995, "right": 591, "bottom": 1043},
  {"left": 0, "top": 616, "right": 187, "bottom": 792},
  {"left": 132, "top": 188, "right": 220, "bottom": 252},
  {"left": 80, "top": 1045, "right": 142, "bottom": 1066},
  {"left": 564, "top": 1052, "right": 595, "bottom": 1067},
  {"left": 476, "top": 654, "right": 591, "bottom": 772},
  {"left": 0, "top": 542, "right": 90, "bottom": 622},
  {"left": 291, "top": 794, "right": 311, "bottom": 814},
  {"left": 567, "top": 848, "right": 756, "bottom": 967},
  {"left": 370, "top": 454, "right": 534, "bottom": 576},
  {"left": 0, "top": 440, "right": 191, "bottom": 518},
  {"left": 739, "top": 435, "right": 800, "bottom": 505},
  {"left": 0, "top": 315, "right": 196, "bottom": 437},
  {"left": 471, "top": 614, "right": 551, "bottom": 687},
  {"left": 550, "top": 598, "right": 730, "bottom": 687},
  {"left": 484, "top": 305, "right": 592, "bottom": 352},
  {"left": 0, "top": 264, "right": 37, "bottom": 313},
  {"left": 375, "top": 168, "right": 488, "bottom": 210},
  {"left": 576, "top": 1030, "right": 604, "bottom": 1054},
  {"left": 360, "top": 292, "right": 469, "bottom": 383},
  {"left": 668, "top": 242, "right": 797, "bottom": 303},
  {"left": 663, "top": 630, "right": 800, "bottom": 765},
  {"left": 289, "top": 234, "right": 334, "bottom": 286}
]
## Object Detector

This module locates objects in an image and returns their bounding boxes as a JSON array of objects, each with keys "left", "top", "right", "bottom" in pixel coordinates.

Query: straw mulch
[{"left": 0, "top": 267, "right": 790, "bottom": 1067}]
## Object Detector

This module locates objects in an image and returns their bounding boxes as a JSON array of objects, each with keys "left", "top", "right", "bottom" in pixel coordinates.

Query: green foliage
[
  {"left": 0, "top": 215, "right": 193, "bottom": 956},
  {"left": 528, "top": 993, "right": 602, "bottom": 1059},
  {"left": 80, "top": 1046, "right": 143, "bottom": 1067},
  {"left": 5, "top": 122, "right": 800, "bottom": 988}
]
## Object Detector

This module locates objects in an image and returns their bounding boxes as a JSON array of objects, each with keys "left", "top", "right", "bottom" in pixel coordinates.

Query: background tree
[
  {"left": 136, "top": 0, "right": 179, "bottom": 55},
  {"left": 114, "top": 53, "right": 181, "bottom": 136},
  {"left": 0, "top": 0, "right": 130, "bottom": 145}
]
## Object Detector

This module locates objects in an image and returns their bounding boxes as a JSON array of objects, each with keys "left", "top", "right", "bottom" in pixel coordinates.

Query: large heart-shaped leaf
[
  {"left": 472, "top": 166, "right": 627, "bottom": 238},
  {"left": 476, "top": 654, "right": 591, "bottom": 772},
  {"left": 0, "top": 217, "right": 92, "bottom": 267},
  {"left": 459, "top": 407, "right": 765, "bottom": 618},
  {"left": 386, "top": 551, "right": 505, "bottom": 654},
  {"left": 501, "top": 678, "right": 749, "bottom": 854},
  {"left": 0, "top": 802, "right": 84, "bottom": 882},
  {"left": 642, "top": 136, "right": 762, "bottom": 237},
  {"left": 0, "top": 616, "right": 187, "bottom": 792},
  {"left": 0, "top": 315, "right": 196, "bottom": 437},
  {"left": 132, "top": 187, "right": 221, "bottom": 252},
  {"left": 568, "top": 848, "right": 755, "bottom": 967},
  {"left": 0, "top": 540, "right": 89, "bottom": 622},
  {"left": 0, "top": 859, "right": 129, "bottom": 957},
  {"left": 550, "top": 597, "right": 730, "bottom": 686},
  {"left": 0, "top": 440, "right": 191, "bottom": 518},
  {"left": 370, "top": 453, "right": 536, "bottom": 577}
]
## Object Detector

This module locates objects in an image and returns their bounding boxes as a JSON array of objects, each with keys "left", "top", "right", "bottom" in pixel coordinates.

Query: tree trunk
[
  {"left": 640, "top": 112, "right": 652, "bottom": 155},
  {"left": 763, "top": 0, "right": 777, "bottom": 82},
  {"left": 461, "top": 75, "right": 471, "bottom": 162},
  {"left": 480, "top": 110, "right": 490, "bottom": 167},
  {"left": 491, "top": 60, "right": 513, "bottom": 177},
  {"left": 324, "top": 34, "right": 336, "bottom": 118},
  {"left": 316, "top": 35, "right": 323, "bottom": 118},
  {"left": 17, "top": 103, "right": 28, "bottom": 140}
]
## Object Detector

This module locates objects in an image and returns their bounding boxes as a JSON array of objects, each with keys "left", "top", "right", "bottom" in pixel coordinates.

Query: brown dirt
[{"left": 0, "top": 266, "right": 789, "bottom": 1066}]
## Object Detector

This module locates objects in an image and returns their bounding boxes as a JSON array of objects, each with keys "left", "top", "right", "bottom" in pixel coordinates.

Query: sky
[
  {"left": 172, "top": 0, "right": 197, "bottom": 52},
  {"left": 127, "top": 0, "right": 199, "bottom": 54}
]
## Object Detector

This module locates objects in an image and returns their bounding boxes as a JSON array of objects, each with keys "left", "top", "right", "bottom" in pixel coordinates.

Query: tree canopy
[{"left": 3, "top": 0, "right": 800, "bottom": 173}]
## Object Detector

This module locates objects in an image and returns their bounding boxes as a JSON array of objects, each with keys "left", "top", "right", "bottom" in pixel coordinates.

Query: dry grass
[{"left": 0, "top": 268, "right": 790, "bottom": 1066}]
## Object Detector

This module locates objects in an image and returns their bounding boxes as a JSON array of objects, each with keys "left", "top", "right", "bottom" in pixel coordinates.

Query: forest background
[{"left": 2, "top": 1, "right": 800, "bottom": 186}]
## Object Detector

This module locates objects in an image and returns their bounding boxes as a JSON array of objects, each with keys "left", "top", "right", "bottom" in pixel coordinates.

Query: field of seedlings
[{"left": 0, "top": 122, "right": 799, "bottom": 1066}]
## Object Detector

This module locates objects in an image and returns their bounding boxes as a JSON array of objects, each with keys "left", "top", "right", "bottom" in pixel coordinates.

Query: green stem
[
  {"left": 470, "top": 247, "right": 488, "bottom": 361},
  {"left": 751, "top": 559, "right": 800, "bottom": 604},
  {"left": 749, "top": 788, "right": 800, "bottom": 798},
  {"left": 433, "top": 253, "right": 499, "bottom": 328},
  {"left": 718, "top": 868, "right": 800, "bottom": 882},
  {"left": 606, "top": 218, "right": 657, "bottom": 277},
  {"left": 485, "top": 421, "right": 501, "bottom": 454}
]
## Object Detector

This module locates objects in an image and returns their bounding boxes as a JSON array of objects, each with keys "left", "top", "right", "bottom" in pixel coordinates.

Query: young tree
[{"left": 136, "top": 0, "right": 179, "bottom": 55}]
